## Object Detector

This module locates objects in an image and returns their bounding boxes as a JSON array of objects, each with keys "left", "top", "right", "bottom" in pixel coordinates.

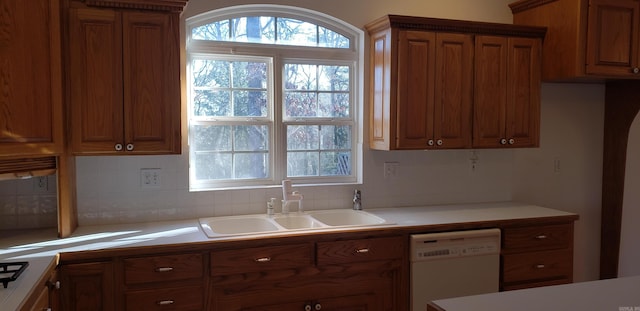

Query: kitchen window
[{"left": 186, "top": 5, "right": 363, "bottom": 190}]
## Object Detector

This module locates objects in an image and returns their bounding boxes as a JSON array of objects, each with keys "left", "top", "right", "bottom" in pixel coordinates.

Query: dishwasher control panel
[{"left": 411, "top": 228, "right": 501, "bottom": 261}]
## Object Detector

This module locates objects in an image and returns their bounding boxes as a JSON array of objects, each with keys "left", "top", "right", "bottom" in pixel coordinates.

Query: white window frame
[{"left": 186, "top": 5, "right": 364, "bottom": 191}]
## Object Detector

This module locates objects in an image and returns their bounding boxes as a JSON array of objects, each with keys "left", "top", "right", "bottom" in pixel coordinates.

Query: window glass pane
[
  {"left": 287, "top": 125, "right": 319, "bottom": 150},
  {"left": 319, "top": 27, "right": 350, "bottom": 48},
  {"left": 287, "top": 151, "right": 319, "bottom": 177},
  {"left": 193, "top": 90, "right": 231, "bottom": 117},
  {"left": 320, "top": 125, "right": 351, "bottom": 150},
  {"left": 318, "top": 93, "right": 349, "bottom": 118},
  {"left": 192, "top": 19, "right": 230, "bottom": 41},
  {"left": 234, "top": 153, "right": 269, "bottom": 178},
  {"left": 192, "top": 59, "right": 268, "bottom": 117},
  {"left": 192, "top": 59, "right": 230, "bottom": 87},
  {"left": 277, "top": 18, "right": 317, "bottom": 46},
  {"left": 232, "top": 61, "right": 268, "bottom": 89},
  {"left": 285, "top": 64, "right": 317, "bottom": 90},
  {"left": 234, "top": 125, "right": 268, "bottom": 151},
  {"left": 284, "top": 92, "right": 317, "bottom": 117},
  {"left": 192, "top": 17, "right": 350, "bottom": 49},
  {"left": 192, "top": 125, "right": 231, "bottom": 151},
  {"left": 320, "top": 152, "right": 351, "bottom": 176},
  {"left": 233, "top": 90, "right": 267, "bottom": 117},
  {"left": 231, "top": 17, "right": 275, "bottom": 43},
  {"left": 195, "top": 153, "right": 232, "bottom": 180},
  {"left": 318, "top": 65, "right": 349, "bottom": 91}
]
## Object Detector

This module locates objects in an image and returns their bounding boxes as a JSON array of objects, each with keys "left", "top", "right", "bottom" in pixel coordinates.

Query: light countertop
[
  {"left": 429, "top": 275, "right": 640, "bottom": 311},
  {"left": 0, "top": 201, "right": 577, "bottom": 311}
]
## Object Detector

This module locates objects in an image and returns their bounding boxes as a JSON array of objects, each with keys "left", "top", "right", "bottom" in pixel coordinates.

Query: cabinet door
[
  {"left": 586, "top": 0, "right": 640, "bottom": 76},
  {"left": 434, "top": 33, "right": 473, "bottom": 149},
  {"left": 122, "top": 11, "right": 181, "bottom": 154},
  {"left": 241, "top": 293, "right": 380, "bottom": 311},
  {"left": 396, "top": 30, "right": 436, "bottom": 149},
  {"left": 506, "top": 37, "right": 540, "bottom": 148},
  {"left": 473, "top": 35, "right": 507, "bottom": 148},
  {"left": 68, "top": 8, "right": 124, "bottom": 154},
  {"left": 0, "top": 0, "right": 63, "bottom": 157},
  {"left": 60, "top": 262, "right": 114, "bottom": 311}
]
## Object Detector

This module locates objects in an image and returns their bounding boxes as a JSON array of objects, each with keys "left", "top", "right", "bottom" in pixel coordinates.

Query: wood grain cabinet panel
[
  {"left": 60, "top": 261, "right": 114, "bottom": 311},
  {"left": 511, "top": 0, "right": 640, "bottom": 81},
  {"left": 500, "top": 222, "right": 574, "bottom": 291},
  {"left": 366, "top": 15, "right": 543, "bottom": 150},
  {"left": 0, "top": 0, "right": 64, "bottom": 157},
  {"left": 67, "top": 3, "right": 181, "bottom": 155},
  {"left": 124, "top": 285, "right": 204, "bottom": 311},
  {"left": 123, "top": 253, "right": 203, "bottom": 285},
  {"left": 210, "top": 237, "right": 407, "bottom": 311}
]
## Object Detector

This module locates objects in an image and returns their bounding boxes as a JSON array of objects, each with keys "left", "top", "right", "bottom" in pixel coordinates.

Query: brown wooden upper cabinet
[
  {"left": 365, "top": 15, "right": 545, "bottom": 150},
  {"left": 66, "top": 0, "right": 187, "bottom": 155},
  {"left": 0, "top": 0, "right": 64, "bottom": 158},
  {"left": 510, "top": 0, "right": 640, "bottom": 81}
]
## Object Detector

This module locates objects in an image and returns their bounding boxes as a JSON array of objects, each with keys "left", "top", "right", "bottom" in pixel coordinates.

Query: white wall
[
  {"left": 69, "top": 0, "right": 605, "bottom": 282},
  {"left": 619, "top": 114, "right": 640, "bottom": 277},
  {"left": 512, "top": 83, "right": 605, "bottom": 282}
]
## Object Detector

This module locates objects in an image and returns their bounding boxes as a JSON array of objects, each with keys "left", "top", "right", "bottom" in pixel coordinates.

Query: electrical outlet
[
  {"left": 383, "top": 162, "right": 399, "bottom": 179},
  {"left": 141, "top": 168, "right": 162, "bottom": 188}
]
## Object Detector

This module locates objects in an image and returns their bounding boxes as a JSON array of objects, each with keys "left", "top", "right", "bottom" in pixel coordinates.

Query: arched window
[{"left": 186, "top": 5, "right": 363, "bottom": 190}]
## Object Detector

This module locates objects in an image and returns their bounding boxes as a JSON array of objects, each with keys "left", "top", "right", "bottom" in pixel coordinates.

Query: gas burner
[{"left": 0, "top": 262, "right": 29, "bottom": 289}]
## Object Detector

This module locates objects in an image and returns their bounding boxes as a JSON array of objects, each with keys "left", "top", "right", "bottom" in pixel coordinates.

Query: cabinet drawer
[
  {"left": 125, "top": 285, "right": 203, "bottom": 311},
  {"left": 124, "top": 253, "right": 203, "bottom": 285},
  {"left": 211, "top": 243, "right": 313, "bottom": 276},
  {"left": 502, "top": 249, "right": 572, "bottom": 284},
  {"left": 502, "top": 223, "right": 572, "bottom": 252},
  {"left": 317, "top": 236, "right": 404, "bottom": 265}
]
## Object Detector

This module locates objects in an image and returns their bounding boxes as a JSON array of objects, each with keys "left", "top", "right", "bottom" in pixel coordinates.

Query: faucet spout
[
  {"left": 353, "top": 189, "right": 362, "bottom": 210},
  {"left": 282, "top": 180, "right": 304, "bottom": 213}
]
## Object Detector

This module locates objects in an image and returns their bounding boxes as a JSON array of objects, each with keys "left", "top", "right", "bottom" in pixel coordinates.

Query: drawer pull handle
[
  {"left": 535, "top": 235, "right": 547, "bottom": 240},
  {"left": 356, "top": 248, "right": 370, "bottom": 254},
  {"left": 255, "top": 257, "right": 272, "bottom": 262},
  {"left": 535, "top": 264, "right": 546, "bottom": 269},
  {"left": 155, "top": 267, "right": 174, "bottom": 272},
  {"left": 157, "top": 300, "right": 175, "bottom": 305}
]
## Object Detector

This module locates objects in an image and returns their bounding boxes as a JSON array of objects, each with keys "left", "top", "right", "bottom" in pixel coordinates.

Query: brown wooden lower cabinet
[
  {"left": 60, "top": 261, "right": 114, "bottom": 311},
  {"left": 55, "top": 219, "right": 576, "bottom": 310},
  {"left": 210, "top": 236, "right": 407, "bottom": 311}
]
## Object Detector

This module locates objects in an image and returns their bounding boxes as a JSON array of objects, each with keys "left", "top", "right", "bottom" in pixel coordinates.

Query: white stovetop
[{"left": 0, "top": 201, "right": 576, "bottom": 311}]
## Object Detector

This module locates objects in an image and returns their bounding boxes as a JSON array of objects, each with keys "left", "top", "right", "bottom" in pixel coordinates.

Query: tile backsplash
[{"left": 0, "top": 175, "right": 58, "bottom": 230}]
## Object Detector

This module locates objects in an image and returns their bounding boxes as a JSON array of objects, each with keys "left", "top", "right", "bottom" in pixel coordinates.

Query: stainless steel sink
[{"left": 199, "top": 209, "right": 391, "bottom": 238}]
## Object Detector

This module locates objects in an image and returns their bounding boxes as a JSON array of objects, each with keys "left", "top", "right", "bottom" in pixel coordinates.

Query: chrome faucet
[
  {"left": 353, "top": 189, "right": 362, "bottom": 210},
  {"left": 282, "top": 180, "right": 304, "bottom": 214}
]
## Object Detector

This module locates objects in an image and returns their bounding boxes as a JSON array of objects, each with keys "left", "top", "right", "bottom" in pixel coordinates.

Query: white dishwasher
[{"left": 411, "top": 228, "right": 501, "bottom": 311}]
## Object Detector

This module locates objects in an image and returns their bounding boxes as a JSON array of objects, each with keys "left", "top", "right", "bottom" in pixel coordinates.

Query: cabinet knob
[
  {"left": 535, "top": 264, "right": 546, "bottom": 269},
  {"left": 126, "top": 143, "right": 134, "bottom": 151},
  {"left": 427, "top": 139, "right": 434, "bottom": 146},
  {"left": 500, "top": 139, "right": 507, "bottom": 145},
  {"left": 46, "top": 280, "right": 60, "bottom": 290},
  {"left": 305, "top": 304, "right": 312, "bottom": 311},
  {"left": 535, "top": 234, "right": 548, "bottom": 240},
  {"left": 315, "top": 303, "right": 322, "bottom": 310},
  {"left": 115, "top": 143, "right": 123, "bottom": 151},
  {"left": 633, "top": 67, "right": 640, "bottom": 74},
  {"left": 436, "top": 139, "right": 443, "bottom": 146},
  {"left": 508, "top": 138, "right": 515, "bottom": 145}
]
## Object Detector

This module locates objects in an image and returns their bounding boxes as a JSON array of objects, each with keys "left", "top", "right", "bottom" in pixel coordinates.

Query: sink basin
[
  {"left": 199, "top": 216, "right": 280, "bottom": 236},
  {"left": 199, "top": 209, "right": 391, "bottom": 237},
  {"left": 273, "top": 215, "right": 326, "bottom": 230},
  {"left": 308, "top": 210, "right": 387, "bottom": 227}
]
